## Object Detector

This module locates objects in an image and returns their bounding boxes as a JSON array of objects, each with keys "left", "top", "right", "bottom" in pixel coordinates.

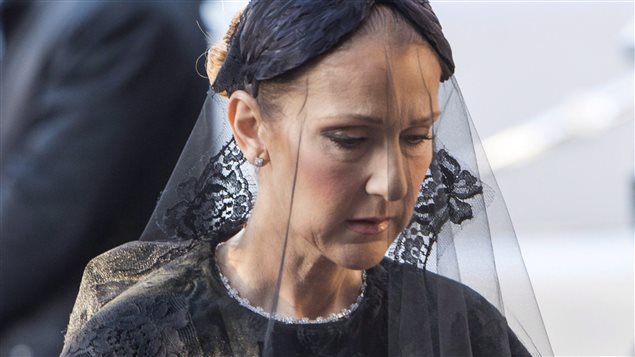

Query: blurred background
[
  {"left": 1, "top": 1, "right": 207, "bottom": 356},
  {"left": 1, "top": 0, "right": 632, "bottom": 356},
  {"left": 433, "top": 1, "right": 635, "bottom": 356},
  {"left": 431, "top": 2, "right": 633, "bottom": 356}
]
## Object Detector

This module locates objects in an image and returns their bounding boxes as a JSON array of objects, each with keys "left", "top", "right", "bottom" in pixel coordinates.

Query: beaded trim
[{"left": 215, "top": 241, "right": 367, "bottom": 324}]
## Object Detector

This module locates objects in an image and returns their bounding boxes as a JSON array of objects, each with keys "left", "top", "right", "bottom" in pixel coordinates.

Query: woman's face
[{"left": 260, "top": 36, "right": 442, "bottom": 270}]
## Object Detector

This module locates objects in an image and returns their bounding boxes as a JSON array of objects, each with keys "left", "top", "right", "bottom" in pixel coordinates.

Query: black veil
[{"left": 62, "top": 1, "right": 553, "bottom": 356}]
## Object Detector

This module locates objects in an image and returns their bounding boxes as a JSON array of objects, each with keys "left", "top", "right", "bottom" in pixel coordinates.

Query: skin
[{"left": 216, "top": 31, "right": 442, "bottom": 320}]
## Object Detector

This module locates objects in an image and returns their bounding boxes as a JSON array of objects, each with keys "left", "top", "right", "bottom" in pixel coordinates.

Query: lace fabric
[{"left": 160, "top": 139, "right": 253, "bottom": 241}]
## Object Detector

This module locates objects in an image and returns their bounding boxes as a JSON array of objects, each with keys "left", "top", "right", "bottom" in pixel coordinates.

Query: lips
[{"left": 345, "top": 217, "right": 392, "bottom": 235}]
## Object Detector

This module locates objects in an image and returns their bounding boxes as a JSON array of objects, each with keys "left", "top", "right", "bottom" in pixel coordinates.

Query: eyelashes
[
  {"left": 328, "top": 135, "right": 367, "bottom": 150},
  {"left": 401, "top": 134, "right": 434, "bottom": 146},
  {"left": 324, "top": 131, "right": 433, "bottom": 151}
]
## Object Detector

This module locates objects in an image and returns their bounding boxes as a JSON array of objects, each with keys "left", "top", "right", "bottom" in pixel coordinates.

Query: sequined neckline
[{"left": 214, "top": 240, "right": 367, "bottom": 325}]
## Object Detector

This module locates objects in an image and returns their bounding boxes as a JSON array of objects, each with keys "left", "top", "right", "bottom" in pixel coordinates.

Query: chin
[{"left": 331, "top": 242, "right": 388, "bottom": 270}]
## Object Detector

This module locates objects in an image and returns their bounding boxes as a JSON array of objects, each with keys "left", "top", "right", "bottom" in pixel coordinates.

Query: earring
[{"left": 254, "top": 156, "right": 265, "bottom": 167}]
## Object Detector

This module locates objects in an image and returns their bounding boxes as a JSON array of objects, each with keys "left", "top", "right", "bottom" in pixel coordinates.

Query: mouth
[{"left": 345, "top": 217, "right": 392, "bottom": 235}]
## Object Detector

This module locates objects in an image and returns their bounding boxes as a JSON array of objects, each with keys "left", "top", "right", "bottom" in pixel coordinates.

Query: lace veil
[{"left": 65, "top": 1, "right": 553, "bottom": 355}]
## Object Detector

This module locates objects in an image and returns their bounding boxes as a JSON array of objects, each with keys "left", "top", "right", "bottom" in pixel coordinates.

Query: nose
[{"left": 365, "top": 142, "right": 408, "bottom": 202}]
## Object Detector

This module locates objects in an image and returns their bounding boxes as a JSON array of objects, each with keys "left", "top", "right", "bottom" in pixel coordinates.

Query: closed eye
[
  {"left": 401, "top": 134, "right": 433, "bottom": 146},
  {"left": 326, "top": 134, "right": 368, "bottom": 150}
]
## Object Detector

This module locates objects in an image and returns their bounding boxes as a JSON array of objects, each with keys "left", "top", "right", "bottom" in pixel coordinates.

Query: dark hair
[{"left": 207, "top": 0, "right": 454, "bottom": 116}]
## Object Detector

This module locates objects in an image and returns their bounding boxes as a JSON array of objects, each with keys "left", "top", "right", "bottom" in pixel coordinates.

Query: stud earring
[{"left": 254, "top": 156, "right": 265, "bottom": 167}]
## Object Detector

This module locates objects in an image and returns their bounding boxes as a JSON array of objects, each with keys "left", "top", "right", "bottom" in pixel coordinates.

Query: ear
[{"left": 227, "top": 90, "right": 268, "bottom": 164}]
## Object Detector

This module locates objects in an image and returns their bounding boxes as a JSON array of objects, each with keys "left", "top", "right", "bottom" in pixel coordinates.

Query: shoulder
[
  {"left": 379, "top": 258, "right": 530, "bottom": 356},
  {"left": 380, "top": 258, "right": 501, "bottom": 313},
  {"left": 61, "top": 240, "right": 212, "bottom": 356},
  {"left": 61, "top": 288, "right": 201, "bottom": 356}
]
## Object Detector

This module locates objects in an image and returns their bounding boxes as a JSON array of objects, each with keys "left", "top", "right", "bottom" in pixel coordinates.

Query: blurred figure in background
[{"left": 0, "top": 1, "right": 206, "bottom": 355}]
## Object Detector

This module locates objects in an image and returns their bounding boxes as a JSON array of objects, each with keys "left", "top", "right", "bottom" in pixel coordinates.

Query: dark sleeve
[
  {"left": 0, "top": 2, "right": 206, "bottom": 323},
  {"left": 60, "top": 294, "right": 198, "bottom": 357},
  {"left": 60, "top": 241, "right": 205, "bottom": 357}
]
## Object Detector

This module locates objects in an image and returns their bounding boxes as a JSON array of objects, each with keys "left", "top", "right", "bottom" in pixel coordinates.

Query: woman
[{"left": 61, "top": 1, "right": 552, "bottom": 356}]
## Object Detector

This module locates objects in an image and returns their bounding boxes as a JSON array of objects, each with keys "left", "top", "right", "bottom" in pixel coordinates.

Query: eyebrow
[{"left": 325, "top": 112, "right": 441, "bottom": 125}]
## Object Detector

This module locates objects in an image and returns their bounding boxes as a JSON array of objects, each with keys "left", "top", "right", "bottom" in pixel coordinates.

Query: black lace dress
[{"left": 61, "top": 235, "right": 530, "bottom": 357}]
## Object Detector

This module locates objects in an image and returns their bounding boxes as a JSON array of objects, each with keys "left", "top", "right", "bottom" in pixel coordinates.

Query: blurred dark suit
[{"left": 0, "top": 1, "right": 206, "bottom": 355}]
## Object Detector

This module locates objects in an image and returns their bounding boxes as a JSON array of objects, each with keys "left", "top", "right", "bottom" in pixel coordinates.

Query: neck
[{"left": 217, "top": 200, "right": 363, "bottom": 320}]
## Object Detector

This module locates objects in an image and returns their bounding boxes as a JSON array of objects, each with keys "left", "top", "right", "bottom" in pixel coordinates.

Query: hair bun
[{"left": 206, "top": 8, "right": 244, "bottom": 95}]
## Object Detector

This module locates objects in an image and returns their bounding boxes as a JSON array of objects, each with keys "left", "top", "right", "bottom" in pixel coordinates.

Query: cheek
[
  {"left": 403, "top": 150, "right": 433, "bottom": 216},
  {"left": 409, "top": 152, "right": 432, "bottom": 187},
  {"left": 295, "top": 148, "right": 363, "bottom": 228}
]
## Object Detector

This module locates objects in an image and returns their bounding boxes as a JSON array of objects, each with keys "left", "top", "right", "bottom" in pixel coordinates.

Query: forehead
[{"left": 302, "top": 37, "right": 442, "bottom": 120}]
